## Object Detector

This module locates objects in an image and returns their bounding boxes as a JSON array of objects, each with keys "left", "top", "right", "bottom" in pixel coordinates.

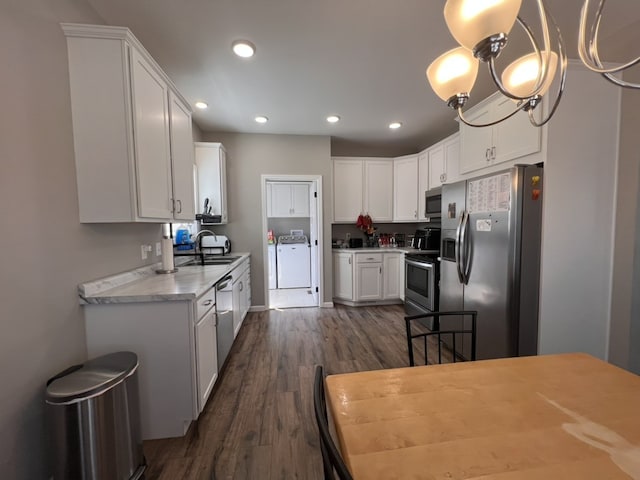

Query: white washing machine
[
  {"left": 277, "top": 235, "right": 311, "bottom": 288},
  {"left": 268, "top": 244, "right": 277, "bottom": 289}
]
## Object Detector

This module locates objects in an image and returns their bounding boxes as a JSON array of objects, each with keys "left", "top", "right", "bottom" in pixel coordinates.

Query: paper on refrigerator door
[{"left": 468, "top": 172, "right": 511, "bottom": 213}]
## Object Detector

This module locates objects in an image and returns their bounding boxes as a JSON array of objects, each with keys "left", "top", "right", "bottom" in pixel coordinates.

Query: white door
[
  {"left": 393, "top": 156, "right": 418, "bottom": 221},
  {"left": 195, "top": 309, "right": 217, "bottom": 413},
  {"left": 364, "top": 160, "right": 393, "bottom": 221},
  {"left": 333, "top": 159, "right": 363, "bottom": 222},
  {"left": 383, "top": 254, "right": 401, "bottom": 299},
  {"left": 130, "top": 48, "right": 172, "bottom": 219},
  {"left": 417, "top": 151, "right": 430, "bottom": 221},
  {"left": 428, "top": 144, "right": 445, "bottom": 190},
  {"left": 356, "top": 263, "right": 383, "bottom": 300},
  {"left": 291, "top": 184, "right": 310, "bottom": 216},
  {"left": 168, "top": 91, "right": 195, "bottom": 220},
  {"left": 333, "top": 253, "right": 353, "bottom": 300},
  {"left": 270, "top": 183, "right": 293, "bottom": 217}
]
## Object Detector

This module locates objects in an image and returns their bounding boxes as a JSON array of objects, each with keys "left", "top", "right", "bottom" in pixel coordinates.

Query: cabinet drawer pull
[
  {"left": 203, "top": 299, "right": 213, "bottom": 306},
  {"left": 176, "top": 199, "right": 182, "bottom": 213}
]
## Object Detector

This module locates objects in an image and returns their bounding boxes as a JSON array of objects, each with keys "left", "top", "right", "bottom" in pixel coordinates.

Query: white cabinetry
[
  {"left": 426, "top": 133, "right": 460, "bottom": 191},
  {"left": 333, "top": 251, "right": 354, "bottom": 300},
  {"left": 62, "top": 24, "right": 195, "bottom": 223},
  {"left": 232, "top": 258, "right": 251, "bottom": 338},
  {"left": 364, "top": 161, "right": 394, "bottom": 221},
  {"left": 333, "top": 158, "right": 393, "bottom": 222},
  {"left": 459, "top": 93, "right": 541, "bottom": 174},
  {"left": 393, "top": 155, "right": 419, "bottom": 221},
  {"left": 194, "top": 286, "right": 218, "bottom": 414},
  {"left": 383, "top": 253, "right": 403, "bottom": 299},
  {"left": 333, "top": 251, "right": 405, "bottom": 304},
  {"left": 333, "top": 159, "right": 363, "bottom": 222},
  {"left": 355, "top": 254, "right": 383, "bottom": 301},
  {"left": 195, "top": 143, "right": 228, "bottom": 224},
  {"left": 267, "top": 183, "right": 310, "bottom": 217}
]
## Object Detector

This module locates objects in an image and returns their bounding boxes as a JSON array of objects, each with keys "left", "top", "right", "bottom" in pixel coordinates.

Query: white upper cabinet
[
  {"left": 428, "top": 132, "right": 460, "bottom": 191},
  {"left": 333, "top": 159, "right": 364, "bottom": 222},
  {"left": 333, "top": 158, "right": 392, "bottom": 223},
  {"left": 364, "top": 160, "right": 393, "bottom": 221},
  {"left": 169, "top": 91, "right": 196, "bottom": 221},
  {"left": 62, "top": 24, "right": 195, "bottom": 223},
  {"left": 266, "top": 182, "right": 310, "bottom": 217},
  {"left": 195, "top": 142, "right": 228, "bottom": 224},
  {"left": 459, "top": 93, "right": 541, "bottom": 174},
  {"left": 393, "top": 155, "right": 419, "bottom": 221}
]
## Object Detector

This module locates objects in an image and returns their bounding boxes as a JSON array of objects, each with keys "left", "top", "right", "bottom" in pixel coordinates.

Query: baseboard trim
[
  {"left": 322, "top": 302, "right": 334, "bottom": 308},
  {"left": 248, "top": 305, "right": 268, "bottom": 312}
]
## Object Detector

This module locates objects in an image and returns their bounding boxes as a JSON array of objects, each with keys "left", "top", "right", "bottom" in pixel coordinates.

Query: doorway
[{"left": 261, "top": 175, "right": 323, "bottom": 309}]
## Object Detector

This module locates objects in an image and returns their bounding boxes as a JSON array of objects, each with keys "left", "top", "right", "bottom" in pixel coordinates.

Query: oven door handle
[
  {"left": 455, "top": 212, "right": 465, "bottom": 284},
  {"left": 405, "top": 259, "right": 434, "bottom": 270}
]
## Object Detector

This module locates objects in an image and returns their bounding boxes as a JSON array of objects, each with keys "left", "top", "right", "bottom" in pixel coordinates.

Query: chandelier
[
  {"left": 426, "top": 0, "right": 567, "bottom": 128},
  {"left": 579, "top": 0, "right": 640, "bottom": 88}
]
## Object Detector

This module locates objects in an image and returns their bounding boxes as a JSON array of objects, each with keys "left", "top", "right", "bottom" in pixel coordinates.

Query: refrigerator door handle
[
  {"left": 460, "top": 211, "right": 470, "bottom": 284},
  {"left": 455, "top": 212, "right": 465, "bottom": 284}
]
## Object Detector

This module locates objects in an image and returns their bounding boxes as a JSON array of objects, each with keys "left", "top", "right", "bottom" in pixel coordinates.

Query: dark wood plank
[{"left": 143, "top": 304, "right": 451, "bottom": 479}]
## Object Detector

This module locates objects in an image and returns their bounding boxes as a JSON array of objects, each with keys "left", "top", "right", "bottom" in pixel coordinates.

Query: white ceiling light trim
[
  {"left": 326, "top": 115, "right": 340, "bottom": 123},
  {"left": 195, "top": 101, "right": 208, "bottom": 109},
  {"left": 255, "top": 115, "right": 268, "bottom": 124},
  {"left": 232, "top": 40, "right": 256, "bottom": 58},
  {"left": 389, "top": 122, "right": 402, "bottom": 130}
]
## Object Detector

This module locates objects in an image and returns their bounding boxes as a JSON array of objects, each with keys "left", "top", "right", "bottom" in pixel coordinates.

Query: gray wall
[
  {"left": 0, "top": 3, "right": 169, "bottom": 478},
  {"left": 538, "top": 64, "right": 621, "bottom": 358},
  {"left": 608, "top": 68, "right": 640, "bottom": 372},
  {"left": 201, "top": 133, "right": 332, "bottom": 306}
]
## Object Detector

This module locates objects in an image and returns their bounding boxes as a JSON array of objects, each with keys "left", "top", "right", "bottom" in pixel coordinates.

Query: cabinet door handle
[
  {"left": 491, "top": 146, "right": 496, "bottom": 159},
  {"left": 239, "top": 281, "right": 243, "bottom": 291},
  {"left": 176, "top": 199, "right": 182, "bottom": 214},
  {"left": 414, "top": 210, "right": 417, "bottom": 218},
  {"left": 203, "top": 299, "right": 213, "bottom": 306},
  {"left": 348, "top": 257, "right": 351, "bottom": 264},
  {"left": 485, "top": 148, "right": 490, "bottom": 161},
  {"left": 440, "top": 173, "right": 446, "bottom": 182},
  {"left": 379, "top": 266, "right": 382, "bottom": 274}
]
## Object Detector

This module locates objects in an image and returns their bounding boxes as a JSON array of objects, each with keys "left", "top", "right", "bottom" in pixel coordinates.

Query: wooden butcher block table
[{"left": 324, "top": 353, "right": 640, "bottom": 479}]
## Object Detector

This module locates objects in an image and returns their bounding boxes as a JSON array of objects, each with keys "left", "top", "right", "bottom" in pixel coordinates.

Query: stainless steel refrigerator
[{"left": 440, "top": 165, "right": 543, "bottom": 360}]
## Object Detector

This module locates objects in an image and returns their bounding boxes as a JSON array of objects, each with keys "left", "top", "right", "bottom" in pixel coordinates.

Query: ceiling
[{"left": 85, "top": 0, "right": 640, "bottom": 156}]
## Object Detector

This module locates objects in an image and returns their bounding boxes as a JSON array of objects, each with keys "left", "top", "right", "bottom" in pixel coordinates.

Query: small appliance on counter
[
  {"left": 412, "top": 227, "right": 441, "bottom": 252},
  {"left": 201, "top": 235, "right": 231, "bottom": 254}
]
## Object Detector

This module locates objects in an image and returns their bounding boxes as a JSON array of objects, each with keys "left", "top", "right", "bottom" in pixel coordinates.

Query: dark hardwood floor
[{"left": 142, "top": 304, "right": 446, "bottom": 479}]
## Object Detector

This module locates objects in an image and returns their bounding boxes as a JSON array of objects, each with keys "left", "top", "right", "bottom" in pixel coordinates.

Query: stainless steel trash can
[{"left": 46, "top": 351, "right": 146, "bottom": 480}]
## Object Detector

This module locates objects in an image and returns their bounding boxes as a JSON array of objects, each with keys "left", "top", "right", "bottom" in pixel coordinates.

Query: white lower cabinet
[
  {"left": 356, "top": 262, "right": 383, "bottom": 301},
  {"left": 383, "top": 253, "right": 402, "bottom": 299},
  {"left": 232, "top": 258, "right": 251, "bottom": 338},
  {"left": 333, "top": 252, "right": 354, "bottom": 300},
  {"left": 194, "top": 307, "right": 218, "bottom": 414},
  {"left": 333, "top": 251, "right": 403, "bottom": 304}
]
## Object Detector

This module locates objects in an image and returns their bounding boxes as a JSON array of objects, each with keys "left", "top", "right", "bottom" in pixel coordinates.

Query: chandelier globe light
[
  {"left": 428, "top": 0, "right": 567, "bottom": 128},
  {"left": 579, "top": 0, "right": 640, "bottom": 89}
]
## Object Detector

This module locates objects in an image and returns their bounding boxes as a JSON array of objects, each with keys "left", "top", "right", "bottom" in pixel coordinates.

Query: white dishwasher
[{"left": 277, "top": 235, "right": 311, "bottom": 288}]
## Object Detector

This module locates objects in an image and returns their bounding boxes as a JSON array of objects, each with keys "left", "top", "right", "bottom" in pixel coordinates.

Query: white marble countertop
[{"left": 79, "top": 254, "right": 250, "bottom": 304}]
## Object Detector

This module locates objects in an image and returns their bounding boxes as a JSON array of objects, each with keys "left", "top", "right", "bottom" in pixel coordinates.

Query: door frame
[{"left": 261, "top": 174, "right": 324, "bottom": 308}]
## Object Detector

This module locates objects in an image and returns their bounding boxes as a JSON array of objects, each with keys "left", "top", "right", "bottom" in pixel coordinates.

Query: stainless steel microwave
[{"left": 425, "top": 187, "right": 442, "bottom": 219}]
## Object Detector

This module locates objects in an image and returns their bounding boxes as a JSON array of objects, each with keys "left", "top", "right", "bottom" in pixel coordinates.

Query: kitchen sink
[{"left": 182, "top": 256, "right": 240, "bottom": 266}]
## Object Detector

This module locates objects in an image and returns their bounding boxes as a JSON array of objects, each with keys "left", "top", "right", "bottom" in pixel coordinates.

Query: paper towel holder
[{"left": 156, "top": 224, "right": 178, "bottom": 274}]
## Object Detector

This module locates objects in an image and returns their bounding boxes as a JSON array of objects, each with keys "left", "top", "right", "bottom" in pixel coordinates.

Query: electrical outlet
[
  {"left": 141, "top": 244, "right": 152, "bottom": 260},
  {"left": 156, "top": 242, "right": 162, "bottom": 256}
]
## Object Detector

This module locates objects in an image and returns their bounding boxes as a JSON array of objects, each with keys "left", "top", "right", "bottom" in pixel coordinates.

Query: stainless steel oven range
[{"left": 404, "top": 253, "right": 439, "bottom": 329}]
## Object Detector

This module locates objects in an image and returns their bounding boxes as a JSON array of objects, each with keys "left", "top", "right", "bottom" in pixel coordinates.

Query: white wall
[
  {"left": 200, "top": 133, "right": 332, "bottom": 306},
  {"left": 538, "top": 64, "right": 621, "bottom": 358},
  {"left": 0, "top": 3, "right": 168, "bottom": 477}
]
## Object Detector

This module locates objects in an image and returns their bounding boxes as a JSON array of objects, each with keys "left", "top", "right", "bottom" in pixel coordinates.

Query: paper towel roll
[{"left": 161, "top": 237, "right": 175, "bottom": 271}]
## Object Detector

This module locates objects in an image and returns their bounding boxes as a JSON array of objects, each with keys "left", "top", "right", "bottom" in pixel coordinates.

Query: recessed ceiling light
[
  {"left": 326, "top": 115, "right": 340, "bottom": 123},
  {"left": 195, "top": 101, "right": 208, "bottom": 109},
  {"left": 232, "top": 40, "right": 256, "bottom": 58},
  {"left": 389, "top": 122, "right": 403, "bottom": 130},
  {"left": 255, "top": 115, "right": 268, "bottom": 124}
]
